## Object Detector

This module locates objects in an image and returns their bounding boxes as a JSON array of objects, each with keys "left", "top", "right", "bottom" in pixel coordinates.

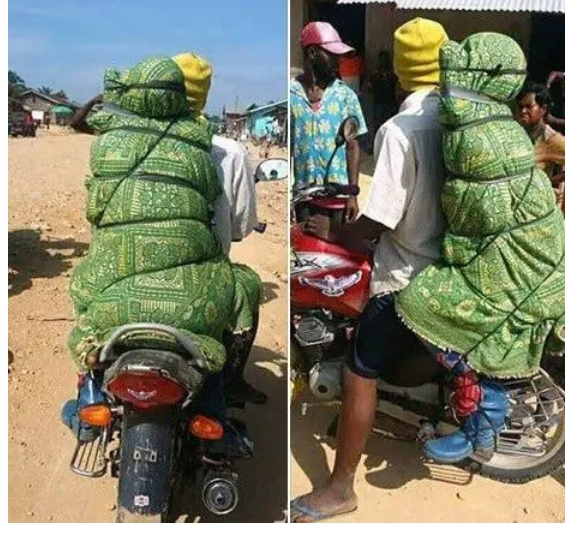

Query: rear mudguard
[{"left": 116, "top": 407, "right": 178, "bottom": 521}]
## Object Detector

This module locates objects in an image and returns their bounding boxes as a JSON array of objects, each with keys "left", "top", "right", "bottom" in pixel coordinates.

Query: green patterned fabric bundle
[
  {"left": 68, "top": 57, "right": 237, "bottom": 373},
  {"left": 396, "top": 33, "right": 565, "bottom": 379}
]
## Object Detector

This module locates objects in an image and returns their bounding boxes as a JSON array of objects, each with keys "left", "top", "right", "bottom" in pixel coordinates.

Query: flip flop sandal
[{"left": 289, "top": 497, "right": 357, "bottom": 523}]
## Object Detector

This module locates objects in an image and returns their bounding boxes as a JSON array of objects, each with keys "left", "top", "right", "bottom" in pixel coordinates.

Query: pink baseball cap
[{"left": 300, "top": 22, "right": 355, "bottom": 55}]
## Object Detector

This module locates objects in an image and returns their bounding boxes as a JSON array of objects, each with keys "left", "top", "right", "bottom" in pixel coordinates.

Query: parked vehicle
[{"left": 9, "top": 110, "right": 37, "bottom": 137}]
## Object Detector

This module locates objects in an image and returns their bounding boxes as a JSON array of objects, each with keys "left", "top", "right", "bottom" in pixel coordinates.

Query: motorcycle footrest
[{"left": 70, "top": 429, "right": 108, "bottom": 478}]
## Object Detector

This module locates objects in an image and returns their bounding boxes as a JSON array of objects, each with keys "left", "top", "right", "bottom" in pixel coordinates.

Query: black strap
[
  {"left": 449, "top": 168, "right": 537, "bottom": 256},
  {"left": 447, "top": 168, "right": 534, "bottom": 184},
  {"left": 442, "top": 85, "right": 501, "bottom": 105},
  {"left": 108, "top": 80, "right": 186, "bottom": 94},
  {"left": 446, "top": 64, "right": 527, "bottom": 77},
  {"left": 461, "top": 249, "right": 564, "bottom": 361},
  {"left": 445, "top": 199, "right": 564, "bottom": 364},
  {"left": 95, "top": 172, "right": 216, "bottom": 231},
  {"left": 450, "top": 206, "right": 557, "bottom": 242},
  {"left": 442, "top": 85, "right": 514, "bottom": 106},
  {"left": 95, "top": 118, "right": 179, "bottom": 227},
  {"left": 108, "top": 125, "right": 209, "bottom": 152},
  {"left": 130, "top": 173, "right": 198, "bottom": 191},
  {"left": 97, "top": 213, "right": 214, "bottom": 231},
  {"left": 447, "top": 115, "right": 516, "bottom": 132}
]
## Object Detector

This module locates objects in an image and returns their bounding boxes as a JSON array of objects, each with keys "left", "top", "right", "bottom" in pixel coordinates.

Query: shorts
[{"left": 347, "top": 292, "right": 430, "bottom": 379}]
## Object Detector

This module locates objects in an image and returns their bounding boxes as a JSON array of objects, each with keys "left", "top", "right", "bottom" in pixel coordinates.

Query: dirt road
[
  {"left": 7, "top": 131, "right": 566, "bottom": 523},
  {"left": 8, "top": 130, "right": 288, "bottom": 523},
  {"left": 289, "top": 155, "right": 565, "bottom": 523}
]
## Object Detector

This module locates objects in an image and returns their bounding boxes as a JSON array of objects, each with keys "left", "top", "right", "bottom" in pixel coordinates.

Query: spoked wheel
[{"left": 469, "top": 366, "right": 565, "bottom": 483}]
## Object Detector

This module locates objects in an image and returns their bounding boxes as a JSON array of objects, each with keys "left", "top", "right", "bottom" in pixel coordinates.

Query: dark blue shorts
[{"left": 347, "top": 292, "right": 430, "bottom": 379}]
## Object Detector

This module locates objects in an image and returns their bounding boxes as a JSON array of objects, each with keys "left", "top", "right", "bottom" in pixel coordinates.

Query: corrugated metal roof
[
  {"left": 337, "top": 0, "right": 565, "bottom": 13},
  {"left": 244, "top": 99, "right": 288, "bottom": 116}
]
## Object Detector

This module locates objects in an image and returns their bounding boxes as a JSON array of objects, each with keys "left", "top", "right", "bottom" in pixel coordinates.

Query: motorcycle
[
  {"left": 68, "top": 158, "right": 288, "bottom": 522},
  {"left": 290, "top": 117, "right": 565, "bottom": 484}
]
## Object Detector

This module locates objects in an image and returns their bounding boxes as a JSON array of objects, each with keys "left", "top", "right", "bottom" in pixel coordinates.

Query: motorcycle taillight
[{"left": 107, "top": 371, "right": 186, "bottom": 410}]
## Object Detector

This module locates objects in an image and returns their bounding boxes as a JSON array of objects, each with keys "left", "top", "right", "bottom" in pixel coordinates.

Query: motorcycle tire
[
  {"left": 471, "top": 441, "right": 564, "bottom": 484},
  {"left": 115, "top": 408, "right": 178, "bottom": 523},
  {"left": 467, "top": 359, "right": 565, "bottom": 484}
]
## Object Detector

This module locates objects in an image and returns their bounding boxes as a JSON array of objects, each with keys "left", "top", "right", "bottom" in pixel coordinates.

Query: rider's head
[
  {"left": 301, "top": 22, "right": 354, "bottom": 83},
  {"left": 515, "top": 81, "right": 552, "bottom": 130},
  {"left": 172, "top": 52, "right": 212, "bottom": 119},
  {"left": 393, "top": 18, "right": 448, "bottom": 97}
]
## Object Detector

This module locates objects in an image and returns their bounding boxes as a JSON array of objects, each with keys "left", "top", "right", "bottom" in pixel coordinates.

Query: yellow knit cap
[
  {"left": 172, "top": 52, "right": 212, "bottom": 117},
  {"left": 393, "top": 18, "right": 448, "bottom": 92}
]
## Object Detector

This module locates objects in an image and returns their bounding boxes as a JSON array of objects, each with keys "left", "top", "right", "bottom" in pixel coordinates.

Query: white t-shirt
[
  {"left": 363, "top": 89, "right": 446, "bottom": 297},
  {"left": 210, "top": 135, "right": 258, "bottom": 255}
]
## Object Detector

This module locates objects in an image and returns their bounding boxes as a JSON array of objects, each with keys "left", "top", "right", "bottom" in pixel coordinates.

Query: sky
[{"left": 8, "top": 0, "right": 288, "bottom": 115}]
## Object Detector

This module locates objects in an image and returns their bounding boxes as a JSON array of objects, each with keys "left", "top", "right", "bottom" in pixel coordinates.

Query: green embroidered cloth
[
  {"left": 68, "top": 56, "right": 260, "bottom": 373},
  {"left": 396, "top": 33, "right": 565, "bottom": 379}
]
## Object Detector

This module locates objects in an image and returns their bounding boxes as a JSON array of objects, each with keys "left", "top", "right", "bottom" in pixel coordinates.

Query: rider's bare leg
[{"left": 291, "top": 366, "right": 375, "bottom": 522}]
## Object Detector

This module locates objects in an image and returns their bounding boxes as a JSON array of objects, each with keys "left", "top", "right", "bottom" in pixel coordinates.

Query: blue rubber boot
[
  {"left": 423, "top": 381, "right": 509, "bottom": 464},
  {"left": 60, "top": 373, "right": 105, "bottom": 442}
]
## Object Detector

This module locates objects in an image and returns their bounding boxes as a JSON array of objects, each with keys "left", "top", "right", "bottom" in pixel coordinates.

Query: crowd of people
[{"left": 293, "top": 25, "right": 565, "bottom": 208}]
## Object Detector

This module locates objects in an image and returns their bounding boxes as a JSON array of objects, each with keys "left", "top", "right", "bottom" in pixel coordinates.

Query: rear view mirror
[
  {"left": 254, "top": 158, "right": 289, "bottom": 183},
  {"left": 335, "top": 116, "right": 359, "bottom": 147}
]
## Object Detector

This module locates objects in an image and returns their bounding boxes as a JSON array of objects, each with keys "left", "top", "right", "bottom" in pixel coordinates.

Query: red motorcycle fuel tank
[{"left": 291, "top": 224, "right": 372, "bottom": 318}]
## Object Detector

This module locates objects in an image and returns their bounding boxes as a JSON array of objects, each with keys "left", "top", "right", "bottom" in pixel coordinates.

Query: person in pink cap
[{"left": 290, "top": 21, "right": 367, "bottom": 222}]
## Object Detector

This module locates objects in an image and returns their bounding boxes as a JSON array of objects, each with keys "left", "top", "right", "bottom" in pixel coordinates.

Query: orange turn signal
[
  {"left": 78, "top": 404, "right": 112, "bottom": 427},
  {"left": 189, "top": 415, "right": 224, "bottom": 440}
]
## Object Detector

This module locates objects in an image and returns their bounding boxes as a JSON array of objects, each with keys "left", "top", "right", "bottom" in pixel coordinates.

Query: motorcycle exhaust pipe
[{"left": 201, "top": 469, "right": 239, "bottom": 515}]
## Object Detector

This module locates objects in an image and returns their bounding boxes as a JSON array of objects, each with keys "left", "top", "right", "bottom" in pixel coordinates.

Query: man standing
[
  {"left": 290, "top": 18, "right": 449, "bottom": 522},
  {"left": 290, "top": 21, "right": 367, "bottom": 222},
  {"left": 515, "top": 80, "right": 565, "bottom": 212}
]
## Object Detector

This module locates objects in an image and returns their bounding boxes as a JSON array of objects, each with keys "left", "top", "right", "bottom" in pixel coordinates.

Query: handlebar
[{"left": 291, "top": 183, "right": 360, "bottom": 206}]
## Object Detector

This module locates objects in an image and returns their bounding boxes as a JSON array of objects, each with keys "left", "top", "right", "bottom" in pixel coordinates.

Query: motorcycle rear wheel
[
  {"left": 469, "top": 426, "right": 564, "bottom": 484},
  {"left": 468, "top": 363, "right": 565, "bottom": 484}
]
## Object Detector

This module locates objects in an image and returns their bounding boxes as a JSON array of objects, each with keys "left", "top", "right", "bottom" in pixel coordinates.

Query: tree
[
  {"left": 37, "top": 86, "right": 54, "bottom": 96},
  {"left": 8, "top": 70, "right": 27, "bottom": 98},
  {"left": 52, "top": 89, "right": 68, "bottom": 101}
]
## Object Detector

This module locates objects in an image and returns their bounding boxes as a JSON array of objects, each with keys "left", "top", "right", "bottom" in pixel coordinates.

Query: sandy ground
[
  {"left": 7, "top": 130, "right": 566, "bottom": 523},
  {"left": 289, "top": 153, "right": 565, "bottom": 523},
  {"left": 8, "top": 129, "right": 288, "bottom": 523}
]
